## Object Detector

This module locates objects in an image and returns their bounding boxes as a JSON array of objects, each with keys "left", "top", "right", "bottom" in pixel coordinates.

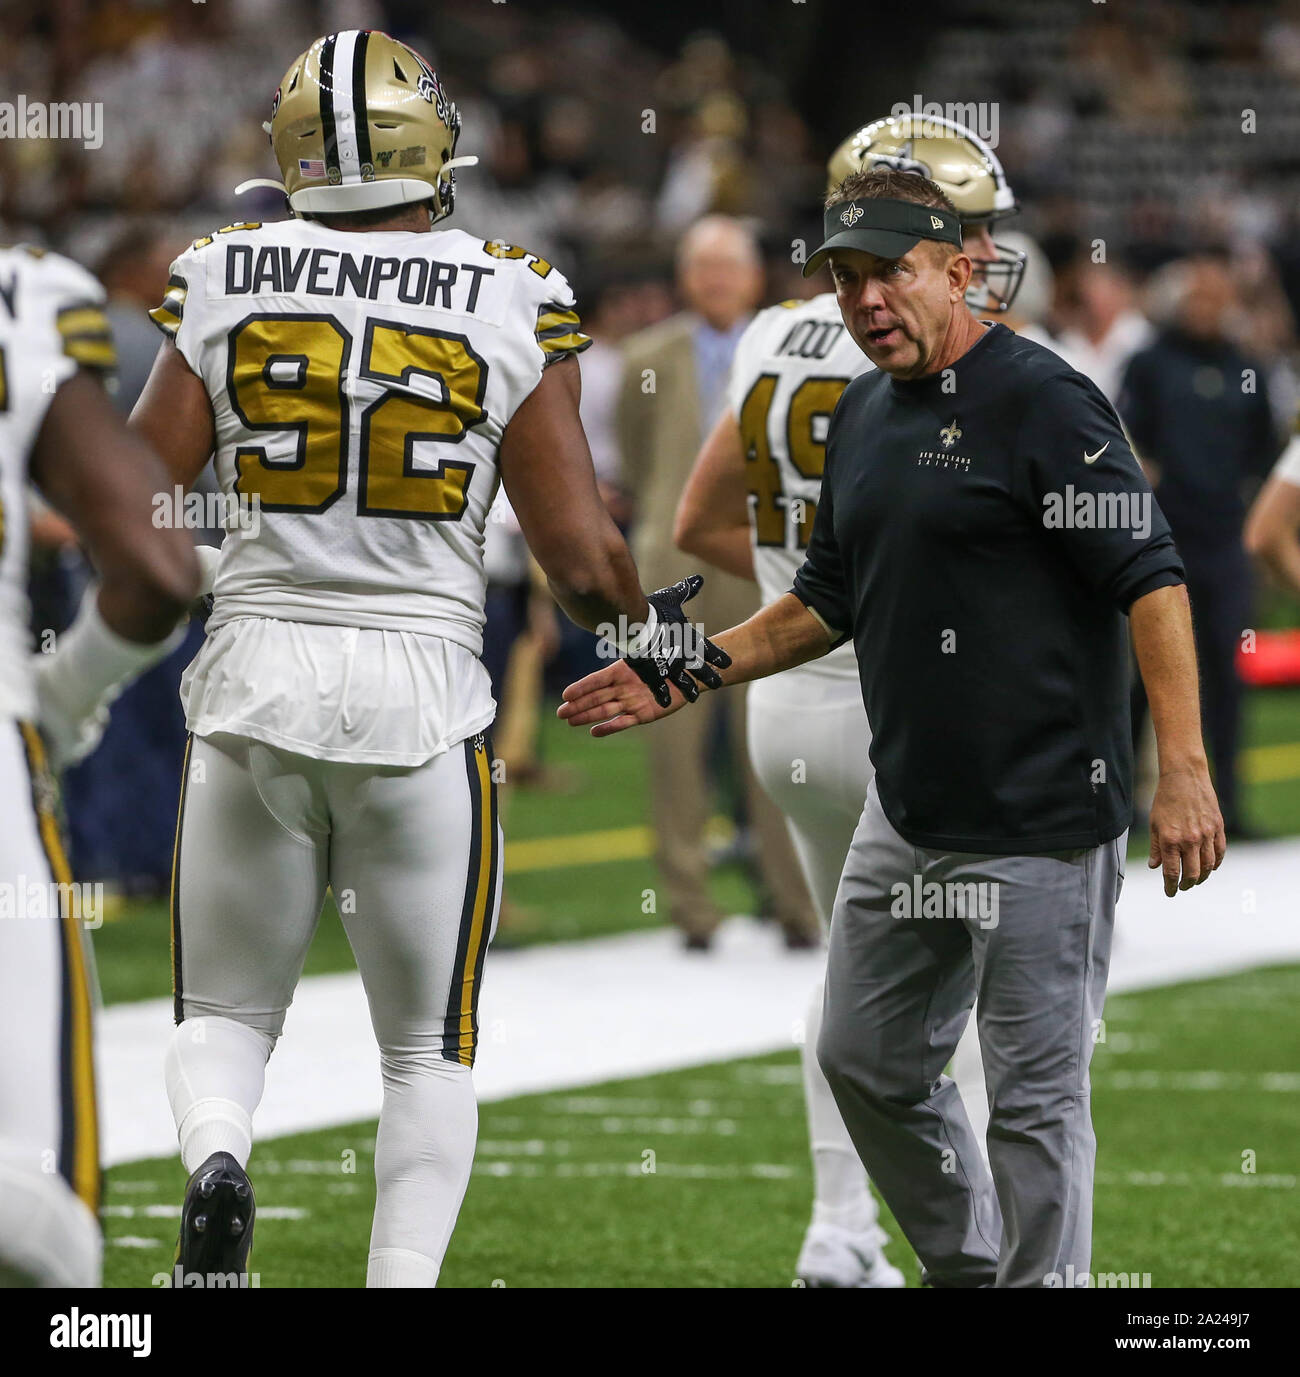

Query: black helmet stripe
[
  {"left": 351, "top": 29, "right": 372, "bottom": 173},
  {"left": 318, "top": 32, "right": 339, "bottom": 179}
]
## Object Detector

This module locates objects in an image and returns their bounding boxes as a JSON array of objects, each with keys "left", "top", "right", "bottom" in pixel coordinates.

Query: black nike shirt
[{"left": 792, "top": 322, "right": 1185, "bottom": 854}]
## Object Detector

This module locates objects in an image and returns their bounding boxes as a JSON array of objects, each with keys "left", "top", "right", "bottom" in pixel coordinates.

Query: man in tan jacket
[{"left": 616, "top": 216, "right": 817, "bottom": 948}]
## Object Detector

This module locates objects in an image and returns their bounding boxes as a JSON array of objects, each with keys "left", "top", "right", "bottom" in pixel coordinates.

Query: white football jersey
[
  {"left": 725, "top": 293, "right": 868, "bottom": 682},
  {"left": 0, "top": 246, "right": 115, "bottom": 720},
  {"left": 153, "top": 218, "right": 589, "bottom": 649},
  {"left": 153, "top": 218, "right": 589, "bottom": 764}
]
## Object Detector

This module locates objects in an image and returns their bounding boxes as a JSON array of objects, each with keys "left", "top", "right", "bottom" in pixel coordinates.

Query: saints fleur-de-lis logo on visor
[
  {"left": 840, "top": 203, "right": 864, "bottom": 227},
  {"left": 939, "top": 418, "right": 962, "bottom": 448}
]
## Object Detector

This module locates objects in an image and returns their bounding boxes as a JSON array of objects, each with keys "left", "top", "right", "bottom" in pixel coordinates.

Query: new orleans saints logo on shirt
[{"left": 919, "top": 418, "right": 971, "bottom": 471}]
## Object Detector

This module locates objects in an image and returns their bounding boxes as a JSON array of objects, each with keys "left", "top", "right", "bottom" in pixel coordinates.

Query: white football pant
[
  {"left": 165, "top": 729, "right": 501, "bottom": 1287},
  {"left": 0, "top": 721, "right": 101, "bottom": 1287}
]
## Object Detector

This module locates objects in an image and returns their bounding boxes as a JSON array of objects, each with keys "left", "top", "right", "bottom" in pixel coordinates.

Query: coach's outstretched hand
[
  {"left": 558, "top": 658, "right": 686, "bottom": 736},
  {"left": 560, "top": 575, "right": 732, "bottom": 736}
]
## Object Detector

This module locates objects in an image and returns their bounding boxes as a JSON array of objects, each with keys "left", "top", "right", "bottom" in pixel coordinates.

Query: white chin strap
[
  {"left": 234, "top": 155, "right": 478, "bottom": 212},
  {"left": 234, "top": 177, "right": 287, "bottom": 197}
]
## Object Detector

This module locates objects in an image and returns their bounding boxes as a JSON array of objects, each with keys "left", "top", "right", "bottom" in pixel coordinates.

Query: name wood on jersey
[
  {"left": 218, "top": 244, "right": 500, "bottom": 317},
  {"left": 776, "top": 317, "right": 844, "bottom": 360}
]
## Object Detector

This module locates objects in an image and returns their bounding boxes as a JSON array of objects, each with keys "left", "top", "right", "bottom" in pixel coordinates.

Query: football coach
[{"left": 559, "top": 168, "right": 1225, "bottom": 1287}]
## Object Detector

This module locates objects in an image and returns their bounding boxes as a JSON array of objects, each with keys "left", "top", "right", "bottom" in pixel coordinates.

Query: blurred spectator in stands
[
  {"left": 1120, "top": 253, "right": 1285, "bottom": 837},
  {"left": 1054, "top": 254, "right": 1154, "bottom": 402},
  {"left": 60, "top": 219, "right": 209, "bottom": 894},
  {"left": 455, "top": 110, "right": 576, "bottom": 267},
  {"left": 616, "top": 215, "right": 817, "bottom": 950},
  {"left": 98, "top": 221, "right": 183, "bottom": 402},
  {"left": 578, "top": 274, "right": 653, "bottom": 525},
  {"left": 656, "top": 93, "right": 753, "bottom": 234}
]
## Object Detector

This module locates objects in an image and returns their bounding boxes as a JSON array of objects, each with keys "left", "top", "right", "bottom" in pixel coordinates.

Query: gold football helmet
[
  {"left": 826, "top": 113, "right": 1024, "bottom": 310},
  {"left": 237, "top": 30, "right": 477, "bottom": 219}
]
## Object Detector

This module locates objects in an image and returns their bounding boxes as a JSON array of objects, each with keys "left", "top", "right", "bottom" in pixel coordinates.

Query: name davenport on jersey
[
  {"left": 150, "top": 218, "right": 591, "bottom": 650},
  {"left": 725, "top": 292, "right": 868, "bottom": 682},
  {"left": 0, "top": 245, "right": 116, "bottom": 721}
]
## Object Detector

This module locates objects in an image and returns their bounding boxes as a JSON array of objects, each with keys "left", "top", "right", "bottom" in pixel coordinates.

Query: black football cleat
[{"left": 175, "top": 1152, "right": 255, "bottom": 1284}]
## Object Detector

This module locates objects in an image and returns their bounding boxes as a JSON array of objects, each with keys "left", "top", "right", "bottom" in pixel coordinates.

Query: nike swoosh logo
[{"left": 1083, "top": 442, "right": 1109, "bottom": 464}]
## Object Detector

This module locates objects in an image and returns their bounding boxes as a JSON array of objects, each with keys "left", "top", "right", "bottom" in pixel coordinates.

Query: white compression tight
[{"left": 166, "top": 731, "right": 501, "bottom": 1286}]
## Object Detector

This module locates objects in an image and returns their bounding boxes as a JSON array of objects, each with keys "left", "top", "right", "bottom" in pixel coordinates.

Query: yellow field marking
[
  {"left": 499, "top": 742, "right": 1300, "bottom": 879},
  {"left": 504, "top": 815, "right": 738, "bottom": 876},
  {"left": 1242, "top": 740, "right": 1300, "bottom": 784},
  {"left": 505, "top": 825, "right": 652, "bottom": 874}
]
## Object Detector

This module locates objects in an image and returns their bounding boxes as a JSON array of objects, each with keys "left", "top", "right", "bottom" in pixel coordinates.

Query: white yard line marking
[
  {"left": 102, "top": 1205, "right": 308, "bottom": 1220},
  {"left": 1095, "top": 1171, "right": 1295, "bottom": 1189},
  {"left": 1095, "top": 1071, "right": 1300, "bottom": 1091},
  {"left": 472, "top": 1162, "right": 797, "bottom": 1179}
]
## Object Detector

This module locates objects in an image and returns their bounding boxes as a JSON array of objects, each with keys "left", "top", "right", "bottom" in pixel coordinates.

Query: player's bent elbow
[{"left": 672, "top": 509, "right": 705, "bottom": 559}]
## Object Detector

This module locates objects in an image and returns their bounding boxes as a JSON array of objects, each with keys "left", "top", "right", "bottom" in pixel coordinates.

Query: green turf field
[
  {"left": 101, "top": 964, "right": 1300, "bottom": 1288},
  {"left": 92, "top": 686, "right": 1300, "bottom": 1005},
  {"left": 93, "top": 685, "right": 1300, "bottom": 1288}
]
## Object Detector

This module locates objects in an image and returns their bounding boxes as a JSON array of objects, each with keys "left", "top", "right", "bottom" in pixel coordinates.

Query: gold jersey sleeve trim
[
  {"left": 148, "top": 273, "right": 189, "bottom": 340},
  {"left": 535, "top": 302, "right": 592, "bottom": 362},
  {"left": 56, "top": 302, "right": 116, "bottom": 372},
  {"left": 189, "top": 222, "right": 262, "bottom": 253}
]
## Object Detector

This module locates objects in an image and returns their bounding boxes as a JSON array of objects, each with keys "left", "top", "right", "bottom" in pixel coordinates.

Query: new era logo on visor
[
  {"left": 930, "top": 214, "right": 944, "bottom": 229},
  {"left": 840, "top": 204, "right": 864, "bottom": 227}
]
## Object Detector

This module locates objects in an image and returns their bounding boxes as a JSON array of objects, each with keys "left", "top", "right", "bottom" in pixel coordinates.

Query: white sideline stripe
[
  {"left": 102, "top": 1205, "right": 307, "bottom": 1220},
  {"left": 1096, "top": 1171, "right": 1296, "bottom": 1190},
  {"left": 100, "top": 838, "right": 1300, "bottom": 1167},
  {"left": 1096, "top": 1071, "right": 1300, "bottom": 1091},
  {"left": 473, "top": 1162, "right": 796, "bottom": 1180}
]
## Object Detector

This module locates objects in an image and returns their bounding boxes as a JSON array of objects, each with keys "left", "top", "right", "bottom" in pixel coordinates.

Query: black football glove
[{"left": 625, "top": 574, "right": 732, "bottom": 708}]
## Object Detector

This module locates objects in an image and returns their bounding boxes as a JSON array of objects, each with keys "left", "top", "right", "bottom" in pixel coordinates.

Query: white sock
[
  {"left": 367, "top": 1247, "right": 443, "bottom": 1288},
  {"left": 0, "top": 1160, "right": 101, "bottom": 1287},
  {"left": 802, "top": 983, "right": 875, "bottom": 1229},
  {"left": 367, "top": 1052, "right": 477, "bottom": 1288},
  {"left": 164, "top": 1016, "right": 274, "bottom": 1172}
]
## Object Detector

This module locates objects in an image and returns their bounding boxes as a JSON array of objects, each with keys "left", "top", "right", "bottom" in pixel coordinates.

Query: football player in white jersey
[
  {"left": 129, "top": 31, "right": 724, "bottom": 1288},
  {"left": 0, "top": 246, "right": 199, "bottom": 1285},
  {"left": 674, "top": 115, "right": 1026, "bottom": 1287}
]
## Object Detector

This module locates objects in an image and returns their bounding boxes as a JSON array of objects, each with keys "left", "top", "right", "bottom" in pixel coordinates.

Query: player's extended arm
[
  {"left": 1129, "top": 583, "right": 1226, "bottom": 896},
  {"left": 558, "top": 591, "right": 830, "bottom": 736},
  {"left": 673, "top": 407, "right": 756, "bottom": 581},
  {"left": 499, "top": 354, "right": 650, "bottom": 633},
  {"left": 30, "top": 368, "right": 201, "bottom": 765},
  {"left": 33, "top": 370, "right": 198, "bottom": 640},
  {"left": 1244, "top": 470, "right": 1300, "bottom": 598},
  {"left": 130, "top": 338, "right": 223, "bottom": 595}
]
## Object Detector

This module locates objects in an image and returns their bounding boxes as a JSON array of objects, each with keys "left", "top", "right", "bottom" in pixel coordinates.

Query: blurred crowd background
[{"left": 5, "top": 0, "right": 1300, "bottom": 933}]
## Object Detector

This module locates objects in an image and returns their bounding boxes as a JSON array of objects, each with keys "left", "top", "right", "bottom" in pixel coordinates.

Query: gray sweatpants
[{"left": 817, "top": 779, "right": 1124, "bottom": 1288}]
